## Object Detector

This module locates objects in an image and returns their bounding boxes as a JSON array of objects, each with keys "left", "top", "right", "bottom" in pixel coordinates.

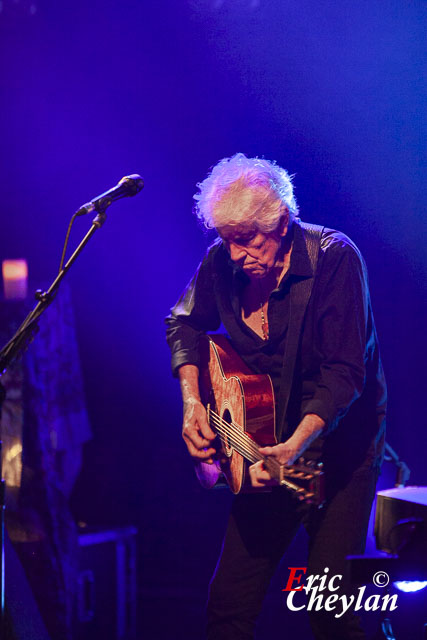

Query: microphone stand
[
  {"left": 0, "top": 208, "right": 108, "bottom": 638},
  {"left": 384, "top": 442, "right": 411, "bottom": 488}
]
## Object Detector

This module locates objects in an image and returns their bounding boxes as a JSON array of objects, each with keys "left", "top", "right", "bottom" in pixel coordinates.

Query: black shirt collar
[{"left": 288, "top": 219, "right": 315, "bottom": 278}]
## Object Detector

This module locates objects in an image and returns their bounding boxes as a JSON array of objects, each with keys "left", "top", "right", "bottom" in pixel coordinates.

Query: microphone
[{"left": 75, "top": 174, "right": 144, "bottom": 216}]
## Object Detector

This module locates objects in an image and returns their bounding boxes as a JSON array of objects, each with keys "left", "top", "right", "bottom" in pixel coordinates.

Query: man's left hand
[
  {"left": 249, "top": 441, "right": 300, "bottom": 488},
  {"left": 248, "top": 413, "right": 325, "bottom": 488}
]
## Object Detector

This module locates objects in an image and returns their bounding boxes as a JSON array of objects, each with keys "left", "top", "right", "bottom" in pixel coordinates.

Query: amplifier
[{"left": 375, "top": 486, "right": 427, "bottom": 556}]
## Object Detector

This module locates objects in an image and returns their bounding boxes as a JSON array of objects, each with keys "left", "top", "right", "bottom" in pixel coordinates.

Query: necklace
[
  {"left": 260, "top": 301, "right": 269, "bottom": 340},
  {"left": 258, "top": 243, "right": 292, "bottom": 340},
  {"left": 257, "top": 279, "right": 269, "bottom": 341}
]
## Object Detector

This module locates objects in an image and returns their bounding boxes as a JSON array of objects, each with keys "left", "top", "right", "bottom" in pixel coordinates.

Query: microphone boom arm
[
  {"left": 0, "top": 211, "right": 106, "bottom": 373},
  {"left": 0, "top": 174, "right": 143, "bottom": 373}
]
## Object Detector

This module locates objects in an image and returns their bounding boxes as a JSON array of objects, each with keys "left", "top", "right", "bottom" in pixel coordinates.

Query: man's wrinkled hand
[
  {"left": 249, "top": 442, "right": 300, "bottom": 488},
  {"left": 182, "top": 399, "right": 217, "bottom": 463}
]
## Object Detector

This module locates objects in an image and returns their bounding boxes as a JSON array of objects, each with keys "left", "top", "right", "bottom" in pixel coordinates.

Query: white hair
[{"left": 193, "top": 153, "right": 298, "bottom": 233}]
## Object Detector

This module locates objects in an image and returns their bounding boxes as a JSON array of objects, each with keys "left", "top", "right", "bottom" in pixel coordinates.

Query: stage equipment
[
  {"left": 75, "top": 174, "right": 144, "bottom": 217},
  {"left": 350, "top": 486, "right": 427, "bottom": 639},
  {"left": 375, "top": 486, "right": 427, "bottom": 559},
  {"left": 383, "top": 443, "right": 411, "bottom": 488},
  {"left": 76, "top": 526, "right": 137, "bottom": 640}
]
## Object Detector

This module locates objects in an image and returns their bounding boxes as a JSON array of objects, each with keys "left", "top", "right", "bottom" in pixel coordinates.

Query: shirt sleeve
[
  {"left": 301, "top": 234, "right": 373, "bottom": 432},
  {"left": 165, "top": 245, "right": 222, "bottom": 376}
]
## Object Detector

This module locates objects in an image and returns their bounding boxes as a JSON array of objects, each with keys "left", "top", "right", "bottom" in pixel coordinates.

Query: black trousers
[{"left": 207, "top": 463, "right": 378, "bottom": 640}]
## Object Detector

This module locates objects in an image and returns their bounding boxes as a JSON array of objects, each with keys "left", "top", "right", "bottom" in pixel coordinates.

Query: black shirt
[{"left": 166, "top": 220, "right": 386, "bottom": 471}]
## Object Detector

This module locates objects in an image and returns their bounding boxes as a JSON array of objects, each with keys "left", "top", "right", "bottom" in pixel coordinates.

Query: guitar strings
[
  {"left": 209, "top": 411, "right": 266, "bottom": 462},
  {"left": 209, "top": 410, "right": 281, "bottom": 471},
  {"left": 207, "top": 409, "right": 318, "bottom": 499},
  {"left": 209, "top": 414, "right": 260, "bottom": 463},
  {"left": 209, "top": 412, "right": 282, "bottom": 471},
  {"left": 209, "top": 414, "right": 303, "bottom": 493},
  {"left": 209, "top": 409, "right": 320, "bottom": 498}
]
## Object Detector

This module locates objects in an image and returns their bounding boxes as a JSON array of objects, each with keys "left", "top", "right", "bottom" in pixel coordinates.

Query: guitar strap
[{"left": 276, "top": 221, "right": 324, "bottom": 442}]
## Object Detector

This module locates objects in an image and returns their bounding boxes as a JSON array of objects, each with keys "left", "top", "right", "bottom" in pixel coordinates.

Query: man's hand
[
  {"left": 178, "top": 364, "right": 216, "bottom": 463},
  {"left": 248, "top": 441, "right": 300, "bottom": 488},
  {"left": 182, "top": 398, "right": 217, "bottom": 463},
  {"left": 248, "top": 413, "right": 325, "bottom": 488}
]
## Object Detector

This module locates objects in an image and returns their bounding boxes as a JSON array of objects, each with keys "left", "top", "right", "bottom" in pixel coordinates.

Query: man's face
[{"left": 218, "top": 221, "right": 287, "bottom": 279}]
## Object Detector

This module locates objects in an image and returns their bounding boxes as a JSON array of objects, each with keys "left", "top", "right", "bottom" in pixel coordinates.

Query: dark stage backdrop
[{"left": 0, "top": 0, "right": 425, "bottom": 637}]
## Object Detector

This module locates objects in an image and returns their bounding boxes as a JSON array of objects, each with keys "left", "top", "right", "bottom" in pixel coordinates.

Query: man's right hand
[{"left": 182, "top": 398, "right": 217, "bottom": 463}]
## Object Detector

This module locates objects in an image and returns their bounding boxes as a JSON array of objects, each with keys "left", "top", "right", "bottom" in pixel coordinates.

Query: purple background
[{"left": 0, "top": 0, "right": 426, "bottom": 637}]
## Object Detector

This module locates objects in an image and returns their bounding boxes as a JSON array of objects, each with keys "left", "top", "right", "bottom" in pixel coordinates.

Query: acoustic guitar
[{"left": 196, "top": 334, "right": 325, "bottom": 506}]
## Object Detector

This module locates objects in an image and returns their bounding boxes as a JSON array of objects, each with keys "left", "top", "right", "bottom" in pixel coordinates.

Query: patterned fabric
[{"left": 0, "top": 283, "right": 92, "bottom": 639}]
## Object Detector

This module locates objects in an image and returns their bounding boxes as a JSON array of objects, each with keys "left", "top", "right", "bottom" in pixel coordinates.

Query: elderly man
[{"left": 166, "top": 153, "right": 386, "bottom": 639}]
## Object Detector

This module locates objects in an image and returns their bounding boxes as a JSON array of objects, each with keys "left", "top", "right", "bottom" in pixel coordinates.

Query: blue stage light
[{"left": 393, "top": 581, "right": 427, "bottom": 593}]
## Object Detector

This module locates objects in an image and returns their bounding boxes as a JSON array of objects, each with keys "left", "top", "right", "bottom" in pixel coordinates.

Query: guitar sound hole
[{"left": 221, "top": 409, "right": 233, "bottom": 457}]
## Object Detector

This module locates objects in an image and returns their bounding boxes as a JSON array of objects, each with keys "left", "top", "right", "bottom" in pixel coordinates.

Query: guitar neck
[{"left": 208, "top": 406, "right": 323, "bottom": 502}]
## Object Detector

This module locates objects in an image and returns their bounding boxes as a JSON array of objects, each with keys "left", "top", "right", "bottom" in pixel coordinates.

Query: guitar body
[{"left": 197, "top": 334, "right": 276, "bottom": 494}]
